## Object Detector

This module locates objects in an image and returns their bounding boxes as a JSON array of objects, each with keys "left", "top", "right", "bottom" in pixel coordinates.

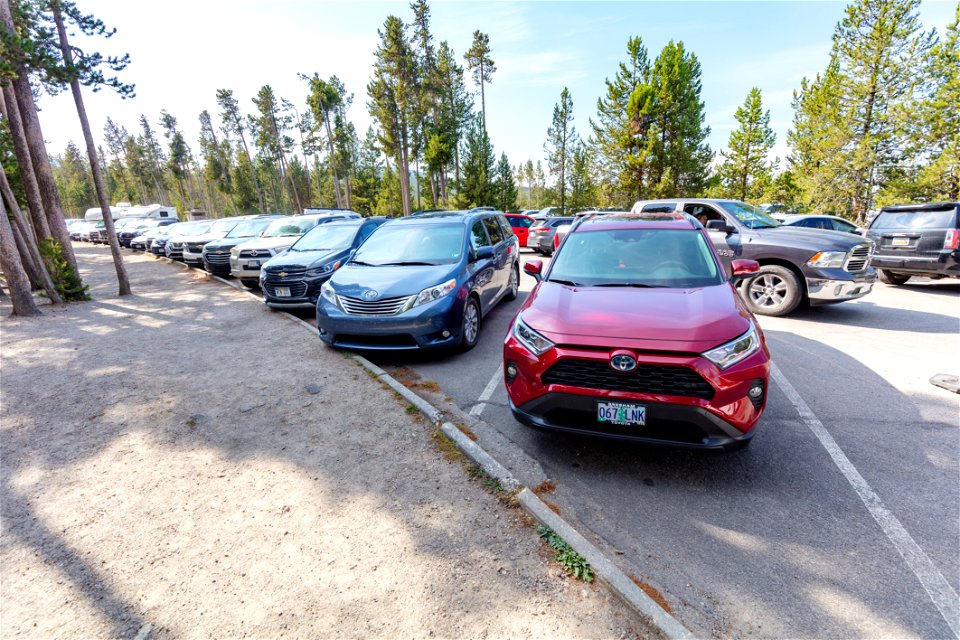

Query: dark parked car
[
  {"left": 631, "top": 199, "right": 876, "bottom": 316},
  {"left": 865, "top": 202, "right": 959, "bottom": 285},
  {"left": 201, "top": 215, "right": 283, "bottom": 276},
  {"left": 316, "top": 209, "right": 520, "bottom": 351},
  {"left": 527, "top": 217, "right": 574, "bottom": 255},
  {"left": 260, "top": 217, "right": 387, "bottom": 309},
  {"left": 778, "top": 214, "right": 863, "bottom": 235},
  {"left": 117, "top": 218, "right": 177, "bottom": 247},
  {"left": 504, "top": 212, "right": 770, "bottom": 451}
]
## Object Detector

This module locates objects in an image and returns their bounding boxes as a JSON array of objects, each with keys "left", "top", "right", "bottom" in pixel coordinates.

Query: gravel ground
[{"left": 1, "top": 245, "right": 648, "bottom": 639}]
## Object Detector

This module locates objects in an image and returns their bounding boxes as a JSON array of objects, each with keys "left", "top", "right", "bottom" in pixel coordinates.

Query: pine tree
[
  {"left": 590, "top": 36, "right": 650, "bottom": 203},
  {"left": 199, "top": 109, "right": 238, "bottom": 215},
  {"left": 435, "top": 40, "right": 472, "bottom": 196},
  {"left": 791, "top": 0, "right": 935, "bottom": 221},
  {"left": 461, "top": 114, "right": 495, "bottom": 207},
  {"left": 493, "top": 152, "right": 517, "bottom": 211},
  {"left": 159, "top": 110, "right": 191, "bottom": 207},
  {"left": 568, "top": 143, "right": 596, "bottom": 211},
  {"left": 464, "top": 30, "right": 495, "bottom": 130},
  {"left": 544, "top": 87, "right": 577, "bottom": 212},
  {"left": 718, "top": 88, "right": 775, "bottom": 202},
  {"left": 368, "top": 15, "right": 417, "bottom": 216},
  {"left": 52, "top": 141, "right": 93, "bottom": 216},
  {"left": 216, "top": 88, "right": 265, "bottom": 212},
  {"left": 646, "top": 41, "right": 712, "bottom": 197}
]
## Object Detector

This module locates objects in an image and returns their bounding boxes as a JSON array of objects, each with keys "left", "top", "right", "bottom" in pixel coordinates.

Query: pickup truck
[{"left": 629, "top": 199, "right": 876, "bottom": 316}]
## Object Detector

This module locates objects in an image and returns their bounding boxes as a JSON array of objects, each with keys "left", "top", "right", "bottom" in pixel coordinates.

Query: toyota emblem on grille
[
  {"left": 610, "top": 354, "right": 637, "bottom": 372},
  {"left": 363, "top": 290, "right": 379, "bottom": 300}
]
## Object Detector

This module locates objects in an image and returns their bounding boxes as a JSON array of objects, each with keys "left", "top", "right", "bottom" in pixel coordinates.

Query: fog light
[
  {"left": 442, "top": 330, "right": 450, "bottom": 338},
  {"left": 505, "top": 361, "right": 518, "bottom": 383},
  {"left": 748, "top": 379, "right": 765, "bottom": 411}
]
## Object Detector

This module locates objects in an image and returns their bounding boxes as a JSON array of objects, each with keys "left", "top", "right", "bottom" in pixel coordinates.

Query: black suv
[{"left": 866, "top": 202, "right": 960, "bottom": 285}]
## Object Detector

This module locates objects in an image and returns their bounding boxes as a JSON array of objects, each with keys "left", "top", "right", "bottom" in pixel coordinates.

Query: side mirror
[
  {"left": 523, "top": 260, "right": 543, "bottom": 282},
  {"left": 707, "top": 220, "right": 736, "bottom": 234},
  {"left": 473, "top": 246, "right": 495, "bottom": 261},
  {"left": 730, "top": 259, "right": 759, "bottom": 281}
]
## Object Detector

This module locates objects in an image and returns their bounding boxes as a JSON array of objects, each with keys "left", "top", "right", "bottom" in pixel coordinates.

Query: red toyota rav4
[{"left": 503, "top": 213, "right": 770, "bottom": 450}]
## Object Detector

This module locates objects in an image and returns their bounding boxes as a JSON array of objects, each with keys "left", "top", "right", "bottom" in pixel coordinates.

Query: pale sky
[{"left": 36, "top": 1, "right": 958, "bottom": 172}]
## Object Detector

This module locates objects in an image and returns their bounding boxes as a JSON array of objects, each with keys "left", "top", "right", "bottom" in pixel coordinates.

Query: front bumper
[
  {"left": 503, "top": 336, "right": 769, "bottom": 449},
  {"left": 262, "top": 275, "right": 327, "bottom": 309},
  {"left": 869, "top": 251, "right": 960, "bottom": 278},
  {"left": 317, "top": 293, "right": 464, "bottom": 350},
  {"left": 230, "top": 256, "right": 267, "bottom": 280},
  {"left": 806, "top": 269, "right": 876, "bottom": 302},
  {"left": 182, "top": 249, "right": 204, "bottom": 265}
]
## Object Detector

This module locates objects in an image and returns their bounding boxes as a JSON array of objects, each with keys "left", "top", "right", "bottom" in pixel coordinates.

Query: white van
[{"left": 84, "top": 203, "right": 177, "bottom": 222}]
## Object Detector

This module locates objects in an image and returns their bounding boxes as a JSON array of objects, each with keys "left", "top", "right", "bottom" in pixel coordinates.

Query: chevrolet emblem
[
  {"left": 215, "top": 250, "right": 224, "bottom": 254},
  {"left": 278, "top": 271, "right": 288, "bottom": 278}
]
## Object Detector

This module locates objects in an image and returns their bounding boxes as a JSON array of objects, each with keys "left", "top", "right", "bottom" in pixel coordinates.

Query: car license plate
[
  {"left": 248, "top": 260, "right": 261, "bottom": 268},
  {"left": 275, "top": 287, "right": 291, "bottom": 297},
  {"left": 891, "top": 236, "right": 910, "bottom": 246},
  {"left": 597, "top": 401, "right": 646, "bottom": 426}
]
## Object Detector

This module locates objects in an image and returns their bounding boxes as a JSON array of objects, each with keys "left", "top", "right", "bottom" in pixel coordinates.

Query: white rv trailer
[{"left": 84, "top": 203, "right": 176, "bottom": 221}]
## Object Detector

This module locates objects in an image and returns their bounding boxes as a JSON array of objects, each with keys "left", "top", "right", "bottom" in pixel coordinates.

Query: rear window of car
[
  {"left": 507, "top": 216, "right": 533, "bottom": 228},
  {"left": 549, "top": 217, "right": 573, "bottom": 227},
  {"left": 871, "top": 207, "right": 957, "bottom": 229}
]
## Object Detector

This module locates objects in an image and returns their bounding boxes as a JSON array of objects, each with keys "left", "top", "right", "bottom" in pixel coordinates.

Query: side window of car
[
  {"left": 832, "top": 220, "right": 855, "bottom": 233},
  {"left": 496, "top": 215, "right": 514, "bottom": 238},
  {"left": 641, "top": 203, "right": 677, "bottom": 213},
  {"left": 483, "top": 217, "right": 504, "bottom": 245},
  {"left": 470, "top": 221, "right": 491, "bottom": 250},
  {"left": 357, "top": 224, "right": 375, "bottom": 243}
]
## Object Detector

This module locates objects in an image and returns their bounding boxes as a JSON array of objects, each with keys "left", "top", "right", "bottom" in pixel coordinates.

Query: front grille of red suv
[{"left": 542, "top": 358, "right": 714, "bottom": 399}]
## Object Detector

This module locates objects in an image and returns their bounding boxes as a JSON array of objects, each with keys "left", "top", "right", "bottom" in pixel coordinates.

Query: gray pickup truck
[{"left": 630, "top": 199, "right": 876, "bottom": 316}]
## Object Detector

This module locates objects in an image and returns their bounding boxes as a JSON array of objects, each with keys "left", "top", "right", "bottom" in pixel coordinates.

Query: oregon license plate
[
  {"left": 275, "top": 287, "right": 291, "bottom": 297},
  {"left": 891, "top": 236, "right": 910, "bottom": 246},
  {"left": 597, "top": 401, "right": 646, "bottom": 426}
]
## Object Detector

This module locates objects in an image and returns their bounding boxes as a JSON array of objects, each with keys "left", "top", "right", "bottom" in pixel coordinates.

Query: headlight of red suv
[
  {"left": 703, "top": 324, "right": 761, "bottom": 370},
  {"left": 512, "top": 316, "right": 555, "bottom": 355}
]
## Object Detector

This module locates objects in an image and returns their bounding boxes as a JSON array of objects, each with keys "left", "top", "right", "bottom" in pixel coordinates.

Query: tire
[
  {"left": 459, "top": 297, "right": 481, "bottom": 351},
  {"left": 879, "top": 269, "right": 911, "bottom": 286},
  {"left": 240, "top": 278, "right": 259, "bottom": 289},
  {"left": 505, "top": 264, "right": 520, "bottom": 301},
  {"left": 742, "top": 265, "right": 803, "bottom": 317}
]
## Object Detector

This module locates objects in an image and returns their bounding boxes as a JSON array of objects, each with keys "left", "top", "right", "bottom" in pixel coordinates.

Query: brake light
[{"left": 944, "top": 229, "right": 959, "bottom": 250}]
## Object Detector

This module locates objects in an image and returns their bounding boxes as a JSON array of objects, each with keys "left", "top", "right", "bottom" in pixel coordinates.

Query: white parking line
[
  {"left": 771, "top": 363, "right": 960, "bottom": 638},
  {"left": 470, "top": 364, "right": 504, "bottom": 417}
]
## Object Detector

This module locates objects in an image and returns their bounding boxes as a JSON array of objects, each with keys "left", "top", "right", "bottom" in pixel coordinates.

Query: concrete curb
[{"left": 146, "top": 252, "right": 695, "bottom": 640}]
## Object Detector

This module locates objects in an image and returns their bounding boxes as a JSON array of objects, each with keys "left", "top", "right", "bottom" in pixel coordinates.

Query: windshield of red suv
[{"left": 548, "top": 228, "right": 724, "bottom": 288}]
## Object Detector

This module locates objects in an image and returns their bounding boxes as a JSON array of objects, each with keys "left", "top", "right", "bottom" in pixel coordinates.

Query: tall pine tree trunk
[
  {"left": 0, "top": 194, "right": 41, "bottom": 316},
  {"left": 236, "top": 126, "right": 266, "bottom": 213},
  {"left": 52, "top": 0, "right": 130, "bottom": 295},
  {"left": 0, "top": 85, "right": 51, "bottom": 242},
  {"left": 0, "top": 168, "right": 60, "bottom": 302},
  {"left": 323, "top": 111, "right": 343, "bottom": 208}
]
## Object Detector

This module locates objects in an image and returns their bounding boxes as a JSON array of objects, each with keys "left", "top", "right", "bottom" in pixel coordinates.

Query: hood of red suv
[{"left": 521, "top": 281, "right": 752, "bottom": 351}]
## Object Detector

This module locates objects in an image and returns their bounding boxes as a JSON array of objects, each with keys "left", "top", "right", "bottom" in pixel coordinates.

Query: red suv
[
  {"left": 503, "top": 213, "right": 771, "bottom": 450},
  {"left": 505, "top": 213, "right": 536, "bottom": 248}
]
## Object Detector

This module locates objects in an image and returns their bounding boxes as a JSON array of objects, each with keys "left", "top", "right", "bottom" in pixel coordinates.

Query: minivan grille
[
  {"left": 542, "top": 358, "right": 714, "bottom": 399},
  {"left": 338, "top": 294, "right": 412, "bottom": 316},
  {"left": 844, "top": 244, "right": 871, "bottom": 272}
]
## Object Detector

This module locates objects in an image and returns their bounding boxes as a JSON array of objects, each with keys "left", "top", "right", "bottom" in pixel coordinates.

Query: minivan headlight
[
  {"left": 513, "top": 316, "right": 555, "bottom": 356},
  {"left": 806, "top": 251, "right": 847, "bottom": 269},
  {"left": 703, "top": 324, "right": 761, "bottom": 370},
  {"left": 409, "top": 278, "right": 457, "bottom": 309},
  {"left": 320, "top": 281, "right": 339, "bottom": 308}
]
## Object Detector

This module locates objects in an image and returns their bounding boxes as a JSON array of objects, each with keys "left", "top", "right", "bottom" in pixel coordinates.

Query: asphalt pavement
[{"left": 366, "top": 250, "right": 960, "bottom": 639}]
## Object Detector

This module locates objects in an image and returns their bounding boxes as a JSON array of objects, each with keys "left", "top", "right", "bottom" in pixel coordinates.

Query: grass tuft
[{"left": 537, "top": 525, "right": 594, "bottom": 582}]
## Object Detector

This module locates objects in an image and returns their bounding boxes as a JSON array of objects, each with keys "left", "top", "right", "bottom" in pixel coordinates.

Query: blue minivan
[{"left": 316, "top": 210, "right": 520, "bottom": 351}]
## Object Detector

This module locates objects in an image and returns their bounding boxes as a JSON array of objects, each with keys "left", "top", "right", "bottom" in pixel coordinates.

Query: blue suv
[{"left": 316, "top": 210, "right": 520, "bottom": 351}]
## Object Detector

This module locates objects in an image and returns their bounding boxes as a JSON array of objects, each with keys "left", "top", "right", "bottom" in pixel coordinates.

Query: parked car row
[{"left": 76, "top": 200, "right": 956, "bottom": 453}]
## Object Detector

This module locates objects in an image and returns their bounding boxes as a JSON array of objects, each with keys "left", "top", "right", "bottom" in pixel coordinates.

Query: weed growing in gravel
[
  {"left": 537, "top": 525, "right": 594, "bottom": 582},
  {"left": 431, "top": 429, "right": 466, "bottom": 462},
  {"left": 405, "top": 403, "right": 418, "bottom": 415}
]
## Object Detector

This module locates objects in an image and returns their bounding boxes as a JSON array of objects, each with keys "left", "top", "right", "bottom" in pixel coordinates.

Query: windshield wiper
[
  {"left": 348, "top": 259, "right": 378, "bottom": 266},
  {"left": 547, "top": 278, "right": 582, "bottom": 287},
  {"left": 594, "top": 283, "right": 669, "bottom": 288},
  {"left": 378, "top": 261, "right": 437, "bottom": 266}
]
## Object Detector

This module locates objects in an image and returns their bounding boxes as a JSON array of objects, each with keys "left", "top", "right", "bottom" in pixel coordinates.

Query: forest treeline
[{"left": 1, "top": 0, "right": 958, "bottom": 314}]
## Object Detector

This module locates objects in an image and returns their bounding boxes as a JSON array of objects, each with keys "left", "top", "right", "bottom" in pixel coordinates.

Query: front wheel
[
  {"left": 742, "top": 265, "right": 803, "bottom": 317},
  {"left": 459, "top": 297, "right": 481, "bottom": 351},
  {"left": 879, "top": 269, "right": 911, "bottom": 285}
]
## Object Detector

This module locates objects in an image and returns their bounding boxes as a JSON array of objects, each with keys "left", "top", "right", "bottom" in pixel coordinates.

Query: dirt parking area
[{"left": 1, "top": 246, "right": 647, "bottom": 639}]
